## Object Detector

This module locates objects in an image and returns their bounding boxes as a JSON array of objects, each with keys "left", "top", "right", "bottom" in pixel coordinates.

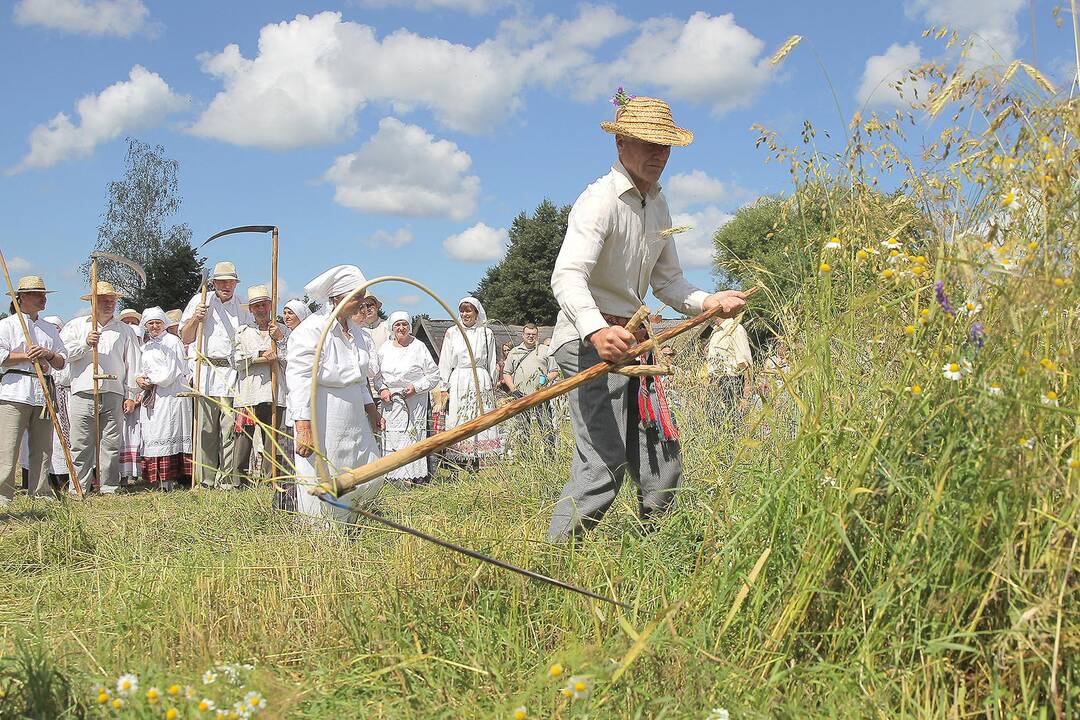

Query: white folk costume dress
[
  {"left": 276, "top": 299, "right": 311, "bottom": 511},
  {"left": 137, "top": 308, "right": 192, "bottom": 486},
  {"left": 286, "top": 266, "right": 384, "bottom": 525},
  {"left": 0, "top": 313, "right": 67, "bottom": 501},
  {"left": 119, "top": 324, "right": 144, "bottom": 482},
  {"left": 438, "top": 296, "right": 502, "bottom": 463},
  {"left": 378, "top": 312, "right": 440, "bottom": 482},
  {"left": 42, "top": 316, "right": 71, "bottom": 477}
]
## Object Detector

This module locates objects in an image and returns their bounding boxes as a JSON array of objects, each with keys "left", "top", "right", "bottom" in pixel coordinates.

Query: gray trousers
[
  {"left": 548, "top": 341, "right": 682, "bottom": 541},
  {"left": 69, "top": 390, "right": 123, "bottom": 493},
  {"left": 195, "top": 396, "right": 236, "bottom": 488},
  {"left": 233, "top": 402, "right": 285, "bottom": 481},
  {"left": 0, "top": 401, "right": 54, "bottom": 501}
]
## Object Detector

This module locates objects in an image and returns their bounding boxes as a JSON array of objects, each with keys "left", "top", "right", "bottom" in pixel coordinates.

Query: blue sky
[{"left": 1, "top": 0, "right": 1075, "bottom": 322}]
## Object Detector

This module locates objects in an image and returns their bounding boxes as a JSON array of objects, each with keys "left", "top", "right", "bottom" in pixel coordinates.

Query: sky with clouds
[{"left": 1, "top": 0, "right": 1074, "bottom": 322}]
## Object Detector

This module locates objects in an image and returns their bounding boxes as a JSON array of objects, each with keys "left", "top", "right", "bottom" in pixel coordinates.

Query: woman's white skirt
[
  {"left": 381, "top": 391, "right": 430, "bottom": 480},
  {"left": 445, "top": 367, "right": 503, "bottom": 461},
  {"left": 294, "top": 382, "right": 384, "bottom": 525}
]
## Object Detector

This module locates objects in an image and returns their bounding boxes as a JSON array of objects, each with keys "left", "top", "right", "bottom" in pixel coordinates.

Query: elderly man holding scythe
[
  {"left": 546, "top": 91, "right": 747, "bottom": 540},
  {"left": 181, "top": 261, "right": 253, "bottom": 490}
]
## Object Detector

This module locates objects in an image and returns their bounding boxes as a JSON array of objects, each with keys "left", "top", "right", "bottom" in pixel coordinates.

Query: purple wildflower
[
  {"left": 970, "top": 322, "right": 985, "bottom": 348},
  {"left": 610, "top": 87, "right": 633, "bottom": 108},
  {"left": 935, "top": 281, "right": 956, "bottom": 317}
]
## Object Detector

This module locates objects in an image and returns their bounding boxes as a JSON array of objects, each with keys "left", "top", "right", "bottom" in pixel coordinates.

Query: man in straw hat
[
  {"left": 546, "top": 91, "right": 748, "bottom": 540},
  {"left": 233, "top": 284, "right": 288, "bottom": 485},
  {"left": 0, "top": 276, "right": 68, "bottom": 506},
  {"left": 181, "top": 261, "right": 252, "bottom": 489},
  {"left": 61, "top": 280, "right": 141, "bottom": 494}
]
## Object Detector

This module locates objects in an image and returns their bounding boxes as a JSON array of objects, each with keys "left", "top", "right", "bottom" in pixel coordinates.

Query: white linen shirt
[
  {"left": 61, "top": 316, "right": 140, "bottom": 399},
  {"left": 233, "top": 323, "right": 288, "bottom": 408},
  {"left": 181, "top": 291, "right": 253, "bottom": 397},
  {"left": 285, "top": 309, "right": 378, "bottom": 422},
  {"left": 550, "top": 162, "right": 710, "bottom": 351},
  {"left": 0, "top": 314, "right": 67, "bottom": 406},
  {"left": 707, "top": 318, "right": 753, "bottom": 377}
]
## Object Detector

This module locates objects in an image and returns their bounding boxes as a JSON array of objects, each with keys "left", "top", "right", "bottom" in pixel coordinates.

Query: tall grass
[{"left": 0, "top": 51, "right": 1077, "bottom": 719}]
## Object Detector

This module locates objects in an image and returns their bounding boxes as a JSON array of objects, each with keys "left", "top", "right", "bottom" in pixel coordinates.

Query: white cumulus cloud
[
  {"left": 670, "top": 206, "right": 734, "bottom": 268},
  {"left": 325, "top": 117, "right": 479, "bottom": 220},
  {"left": 905, "top": 0, "right": 1024, "bottom": 65},
  {"left": 8, "top": 66, "right": 189, "bottom": 174},
  {"left": 363, "top": 228, "right": 414, "bottom": 248},
  {"left": 666, "top": 170, "right": 739, "bottom": 213},
  {"left": 7, "top": 257, "right": 32, "bottom": 272},
  {"left": 856, "top": 43, "right": 932, "bottom": 108},
  {"left": 396, "top": 294, "right": 423, "bottom": 306},
  {"left": 577, "top": 11, "right": 773, "bottom": 116},
  {"left": 13, "top": 0, "right": 150, "bottom": 37},
  {"left": 443, "top": 222, "right": 507, "bottom": 262}
]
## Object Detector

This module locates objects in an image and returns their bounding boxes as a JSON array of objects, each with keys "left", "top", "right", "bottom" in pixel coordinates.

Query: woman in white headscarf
[
  {"left": 286, "top": 267, "right": 384, "bottom": 525},
  {"left": 135, "top": 307, "right": 192, "bottom": 490},
  {"left": 438, "top": 296, "right": 502, "bottom": 465},
  {"left": 378, "top": 311, "right": 440, "bottom": 486},
  {"left": 273, "top": 298, "right": 312, "bottom": 511}
]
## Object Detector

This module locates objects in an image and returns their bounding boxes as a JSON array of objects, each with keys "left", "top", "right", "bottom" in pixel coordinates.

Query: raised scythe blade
[
  {"left": 90, "top": 251, "right": 147, "bottom": 288},
  {"left": 199, "top": 225, "right": 275, "bottom": 249}
]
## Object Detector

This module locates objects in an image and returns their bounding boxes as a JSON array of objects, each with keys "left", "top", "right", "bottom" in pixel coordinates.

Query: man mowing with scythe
[{"left": 547, "top": 90, "right": 748, "bottom": 541}]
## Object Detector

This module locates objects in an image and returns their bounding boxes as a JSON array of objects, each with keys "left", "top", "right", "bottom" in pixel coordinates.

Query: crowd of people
[{"left": 2, "top": 93, "right": 771, "bottom": 538}]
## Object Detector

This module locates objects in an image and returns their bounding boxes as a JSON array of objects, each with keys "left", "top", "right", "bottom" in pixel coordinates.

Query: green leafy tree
[
  {"left": 128, "top": 240, "right": 204, "bottom": 311},
  {"left": 474, "top": 199, "right": 570, "bottom": 326},
  {"left": 83, "top": 138, "right": 199, "bottom": 306}
]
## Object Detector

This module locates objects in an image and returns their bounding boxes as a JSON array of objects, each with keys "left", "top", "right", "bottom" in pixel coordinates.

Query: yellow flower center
[
  {"left": 574, "top": 681, "right": 587, "bottom": 692},
  {"left": 1017, "top": 367, "right": 1027, "bottom": 376},
  {"left": 97, "top": 693, "right": 109, "bottom": 705},
  {"left": 1055, "top": 278, "right": 1066, "bottom": 287},
  {"left": 1046, "top": 391, "right": 1058, "bottom": 400},
  {"left": 916, "top": 255, "right": 927, "bottom": 264},
  {"left": 121, "top": 681, "right": 131, "bottom": 690},
  {"left": 904, "top": 325, "right": 915, "bottom": 335},
  {"left": 1002, "top": 191, "right": 1014, "bottom": 205},
  {"left": 199, "top": 701, "right": 210, "bottom": 711},
  {"left": 515, "top": 711, "right": 527, "bottom": 720},
  {"left": 561, "top": 688, "right": 573, "bottom": 698},
  {"left": 882, "top": 269, "right": 894, "bottom": 279},
  {"left": 548, "top": 664, "right": 563, "bottom": 678},
  {"left": 856, "top": 249, "right": 868, "bottom": 259},
  {"left": 111, "top": 699, "right": 123, "bottom": 710},
  {"left": 911, "top": 385, "right": 922, "bottom": 394},
  {"left": 889, "top": 249, "right": 899, "bottom": 257},
  {"left": 949, "top": 363, "right": 960, "bottom": 373},
  {"left": 1069, "top": 459, "right": 1079, "bottom": 469},
  {"left": 166, "top": 710, "right": 179, "bottom": 720},
  {"left": 819, "top": 262, "right": 831, "bottom": 273},
  {"left": 920, "top": 309, "right": 929, "bottom": 317},
  {"left": 912, "top": 265, "right": 925, "bottom": 275},
  {"left": 168, "top": 685, "right": 180, "bottom": 696},
  {"left": 1028, "top": 242, "right": 1038, "bottom": 250}
]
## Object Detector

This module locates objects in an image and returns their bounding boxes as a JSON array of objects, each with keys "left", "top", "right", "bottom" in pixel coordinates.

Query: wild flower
[
  {"left": 1040, "top": 358, "right": 1058, "bottom": 371},
  {"left": 147, "top": 687, "right": 161, "bottom": 704},
  {"left": 1066, "top": 458, "right": 1079, "bottom": 472},
  {"left": 906, "top": 385, "right": 924, "bottom": 395},
  {"left": 707, "top": 709, "right": 731, "bottom": 720},
  {"left": 881, "top": 268, "right": 895, "bottom": 280},
  {"left": 824, "top": 237, "right": 842, "bottom": 250},
  {"left": 943, "top": 363, "right": 964, "bottom": 381},
  {"left": 203, "top": 670, "right": 218, "bottom": 685},
  {"left": 935, "top": 281, "right": 956, "bottom": 317},
  {"left": 819, "top": 262, "right": 831, "bottom": 274},
  {"left": 184, "top": 685, "right": 195, "bottom": 700},
  {"left": 856, "top": 248, "right": 869, "bottom": 260},
  {"left": 1041, "top": 391, "right": 1059, "bottom": 406},
  {"left": 970, "top": 323, "right": 985, "bottom": 348},
  {"left": 116, "top": 674, "right": 138, "bottom": 696},
  {"left": 566, "top": 676, "right": 592, "bottom": 700},
  {"left": 548, "top": 663, "right": 564, "bottom": 678},
  {"left": 1017, "top": 436, "right": 1035, "bottom": 449},
  {"left": 610, "top": 87, "right": 633, "bottom": 108},
  {"left": 882, "top": 237, "right": 901, "bottom": 250},
  {"left": 198, "top": 697, "right": 216, "bottom": 713},
  {"left": 988, "top": 382, "right": 1003, "bottom": 396},
  {"left": 1001, "top": 188, "right": 1021, "bottom": 210},
  {"left": 96, "top": 689, "right": 110, "bottom": 705},
  {"left": 962, "top": 300, "right": 982, "bottom": 315},
  {"left": 904, "top": 325, "right": 915, "bottom": 336},
  {"left": 167, "top": 684, "right": 181, "bottom": 696},
  {"left": 111, "top": 697, "right": 124, "bottom": 710},
  {"left": 166, "top": 709, "right": 179, "bottom": 720},
  {"left": 244, "top": 690, "right": 267, "bottom": 712},
  {"left": 513, "top": 706, "right": 528, "bottom": 720}
]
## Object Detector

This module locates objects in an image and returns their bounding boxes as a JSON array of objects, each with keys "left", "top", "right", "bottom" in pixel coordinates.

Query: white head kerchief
[
  {"left": 386, "top": 310, "right": 412, "bottom": 335},
  {"left": 284, "top": 298, "right": 311, "bottom": 322},
  {"left": 458, "top": 296, "right": 488, "bottom": 327},
  {"left": 140, "top": 306, "right": 169, "bottom": 337},
  {"left": 304, "top": 265, "right": 367, "bottom": 303},
  {"left": 42, "top": 315, "right": 63, "bottom": 330}
]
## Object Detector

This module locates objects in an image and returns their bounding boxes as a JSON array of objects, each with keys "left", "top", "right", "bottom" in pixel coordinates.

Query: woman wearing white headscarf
[
  {"left": 273, "top": 298, "right": 312, "bottom": 510},
  {"left": 135, "top": 306, "right": 192, "bottom": 490},
  {"left": 287, "top": 267, "right": 384, "bottom": 525},
  {"left": 438, "top": 296, "right": 502, "bottom": 465},
  {"left": 378, "top": 311, "right": 440, "bottom": 485}
]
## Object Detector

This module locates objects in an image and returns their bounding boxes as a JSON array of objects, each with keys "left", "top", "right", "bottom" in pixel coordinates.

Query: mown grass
[{"left": 1, "top": 48, "right": 1078, "bottom": 720}]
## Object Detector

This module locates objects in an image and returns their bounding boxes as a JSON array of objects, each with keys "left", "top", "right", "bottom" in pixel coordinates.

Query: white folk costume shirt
[
  {"left": 550, "top": 161, "right": 711, "bottom": 351},
  {"left": 181, "top": 292, "right": 253, "bottom": 397},
  {"left": 362, "top": 320, "right": 389, "bottom": 351},
  {"left": 234, "top": 324, "right": 288, "bottom": 408},
  {"left": 504, "top": 343, "right": 557, "bottom": 395},
  {"left": 139, "top": 331, "right": 192, "bottom": 457},
  {"left": 61, "top": 316, "right": 140, "bottom": 399},
  {"left": 707, "top": 318, "right": 753, "bottom": 378},
  {"left": 286, "top": 309, "right": 378, "bottom": 423},
  {"left": 0, "top": 315, "right": 67, "bottom": 407}
]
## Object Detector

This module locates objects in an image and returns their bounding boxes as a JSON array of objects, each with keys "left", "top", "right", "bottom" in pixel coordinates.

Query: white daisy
[
  {"left": 202, "top": 670, "right": 218, "bottom": 685},
  {"left": 1041, "top": 391, "right": 1059, "bottom": 406},
  {"left": 244, "top": 691, "right": 267, "bottom": 712},
  {"left": 987, "top": 383, "right": 1003, "bottom": 396},
  {"left": 824, "top": 238, "right": 842, "bottom": 250},
  {"left": 1065, "top": 458, "right": 1079, "bottom": 472},
  {"left": 116, "top": 674, "right": 138, "bottom": 697},
  {"left": 962, "top": 300, "right": 982, "bottom": 315},
  {"left": 943, "top": 362, "right": 964, "bottom": 381},
  {"left": 1002, "top": 188, "right": 1021, "bottom": 210},
  {"left": 882, "top": 237, "right": 901, "bottom": 250},
  {"left": 707, "top": 710, "right": 731, "bottom": 720}
]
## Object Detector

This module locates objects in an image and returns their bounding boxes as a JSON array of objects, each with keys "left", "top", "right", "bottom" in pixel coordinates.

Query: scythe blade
[
  {"left": 200, "top": 225, "right": 275, "bottom": 249},
  {"left": 90, "top": 251, "right": 147, "bottom": 287}
]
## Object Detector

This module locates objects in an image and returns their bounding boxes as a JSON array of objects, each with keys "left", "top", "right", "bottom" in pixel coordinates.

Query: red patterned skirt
[{"left": 139, "top": 454, "right": 193, "bottom": 484}]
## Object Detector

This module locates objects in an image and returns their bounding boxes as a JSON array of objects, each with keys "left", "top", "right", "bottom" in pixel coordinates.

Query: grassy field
[{"left": 1, "top": 48, "right": 1078, "bottom": 720}]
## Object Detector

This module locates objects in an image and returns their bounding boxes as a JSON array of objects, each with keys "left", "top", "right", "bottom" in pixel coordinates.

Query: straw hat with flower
[{"left": 600, "top": 88, "right": 693, "bottom": 147}]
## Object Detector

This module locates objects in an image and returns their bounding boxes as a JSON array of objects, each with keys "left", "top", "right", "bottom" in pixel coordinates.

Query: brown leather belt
[{"left": 600, "top": 312, "right": 649, "bottom": 342}]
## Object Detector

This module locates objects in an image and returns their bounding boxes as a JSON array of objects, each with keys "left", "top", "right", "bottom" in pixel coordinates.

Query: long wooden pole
[
  {"left": 90, "top": 259, "right": 101, "bottom": 494},
  {"left": 313, "top": 291, "right": 757, "bottom": 497},
  {"left": 269, "top": 226, "right": 279, "bottom": 481},
  {"left": 190, "top": 278, "right": 209, "bottom": 491},
  {"left": 0, "top": 251, "right": 83, "bottom": 498}
]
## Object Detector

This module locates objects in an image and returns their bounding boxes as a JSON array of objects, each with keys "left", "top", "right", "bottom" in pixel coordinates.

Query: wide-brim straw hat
[
  {"left": 246, "top": 284, "right": 271, "bottom": 304},
  {"left": 119, "top": 309, "right": 142, "bottom": 322},
  {"left": 80, "top": 281, "right": 128, "bottom": 301},
  {"left": 600, "top": 96, "right": 693, "bottom": 147},
  {"left": 211, "top": 261, "right": 239, "bottom": 281},
  {"left": 7, "top": 275, "right": 57, "bottom": 296},
  {"left": 165, "top": 309, "right": 182, "bottom": 328}
]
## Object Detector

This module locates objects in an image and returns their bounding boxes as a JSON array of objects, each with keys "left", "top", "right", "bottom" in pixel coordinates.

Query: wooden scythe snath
[{"left": 313, "top": 288, "right": 759, "bottom": 499}]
